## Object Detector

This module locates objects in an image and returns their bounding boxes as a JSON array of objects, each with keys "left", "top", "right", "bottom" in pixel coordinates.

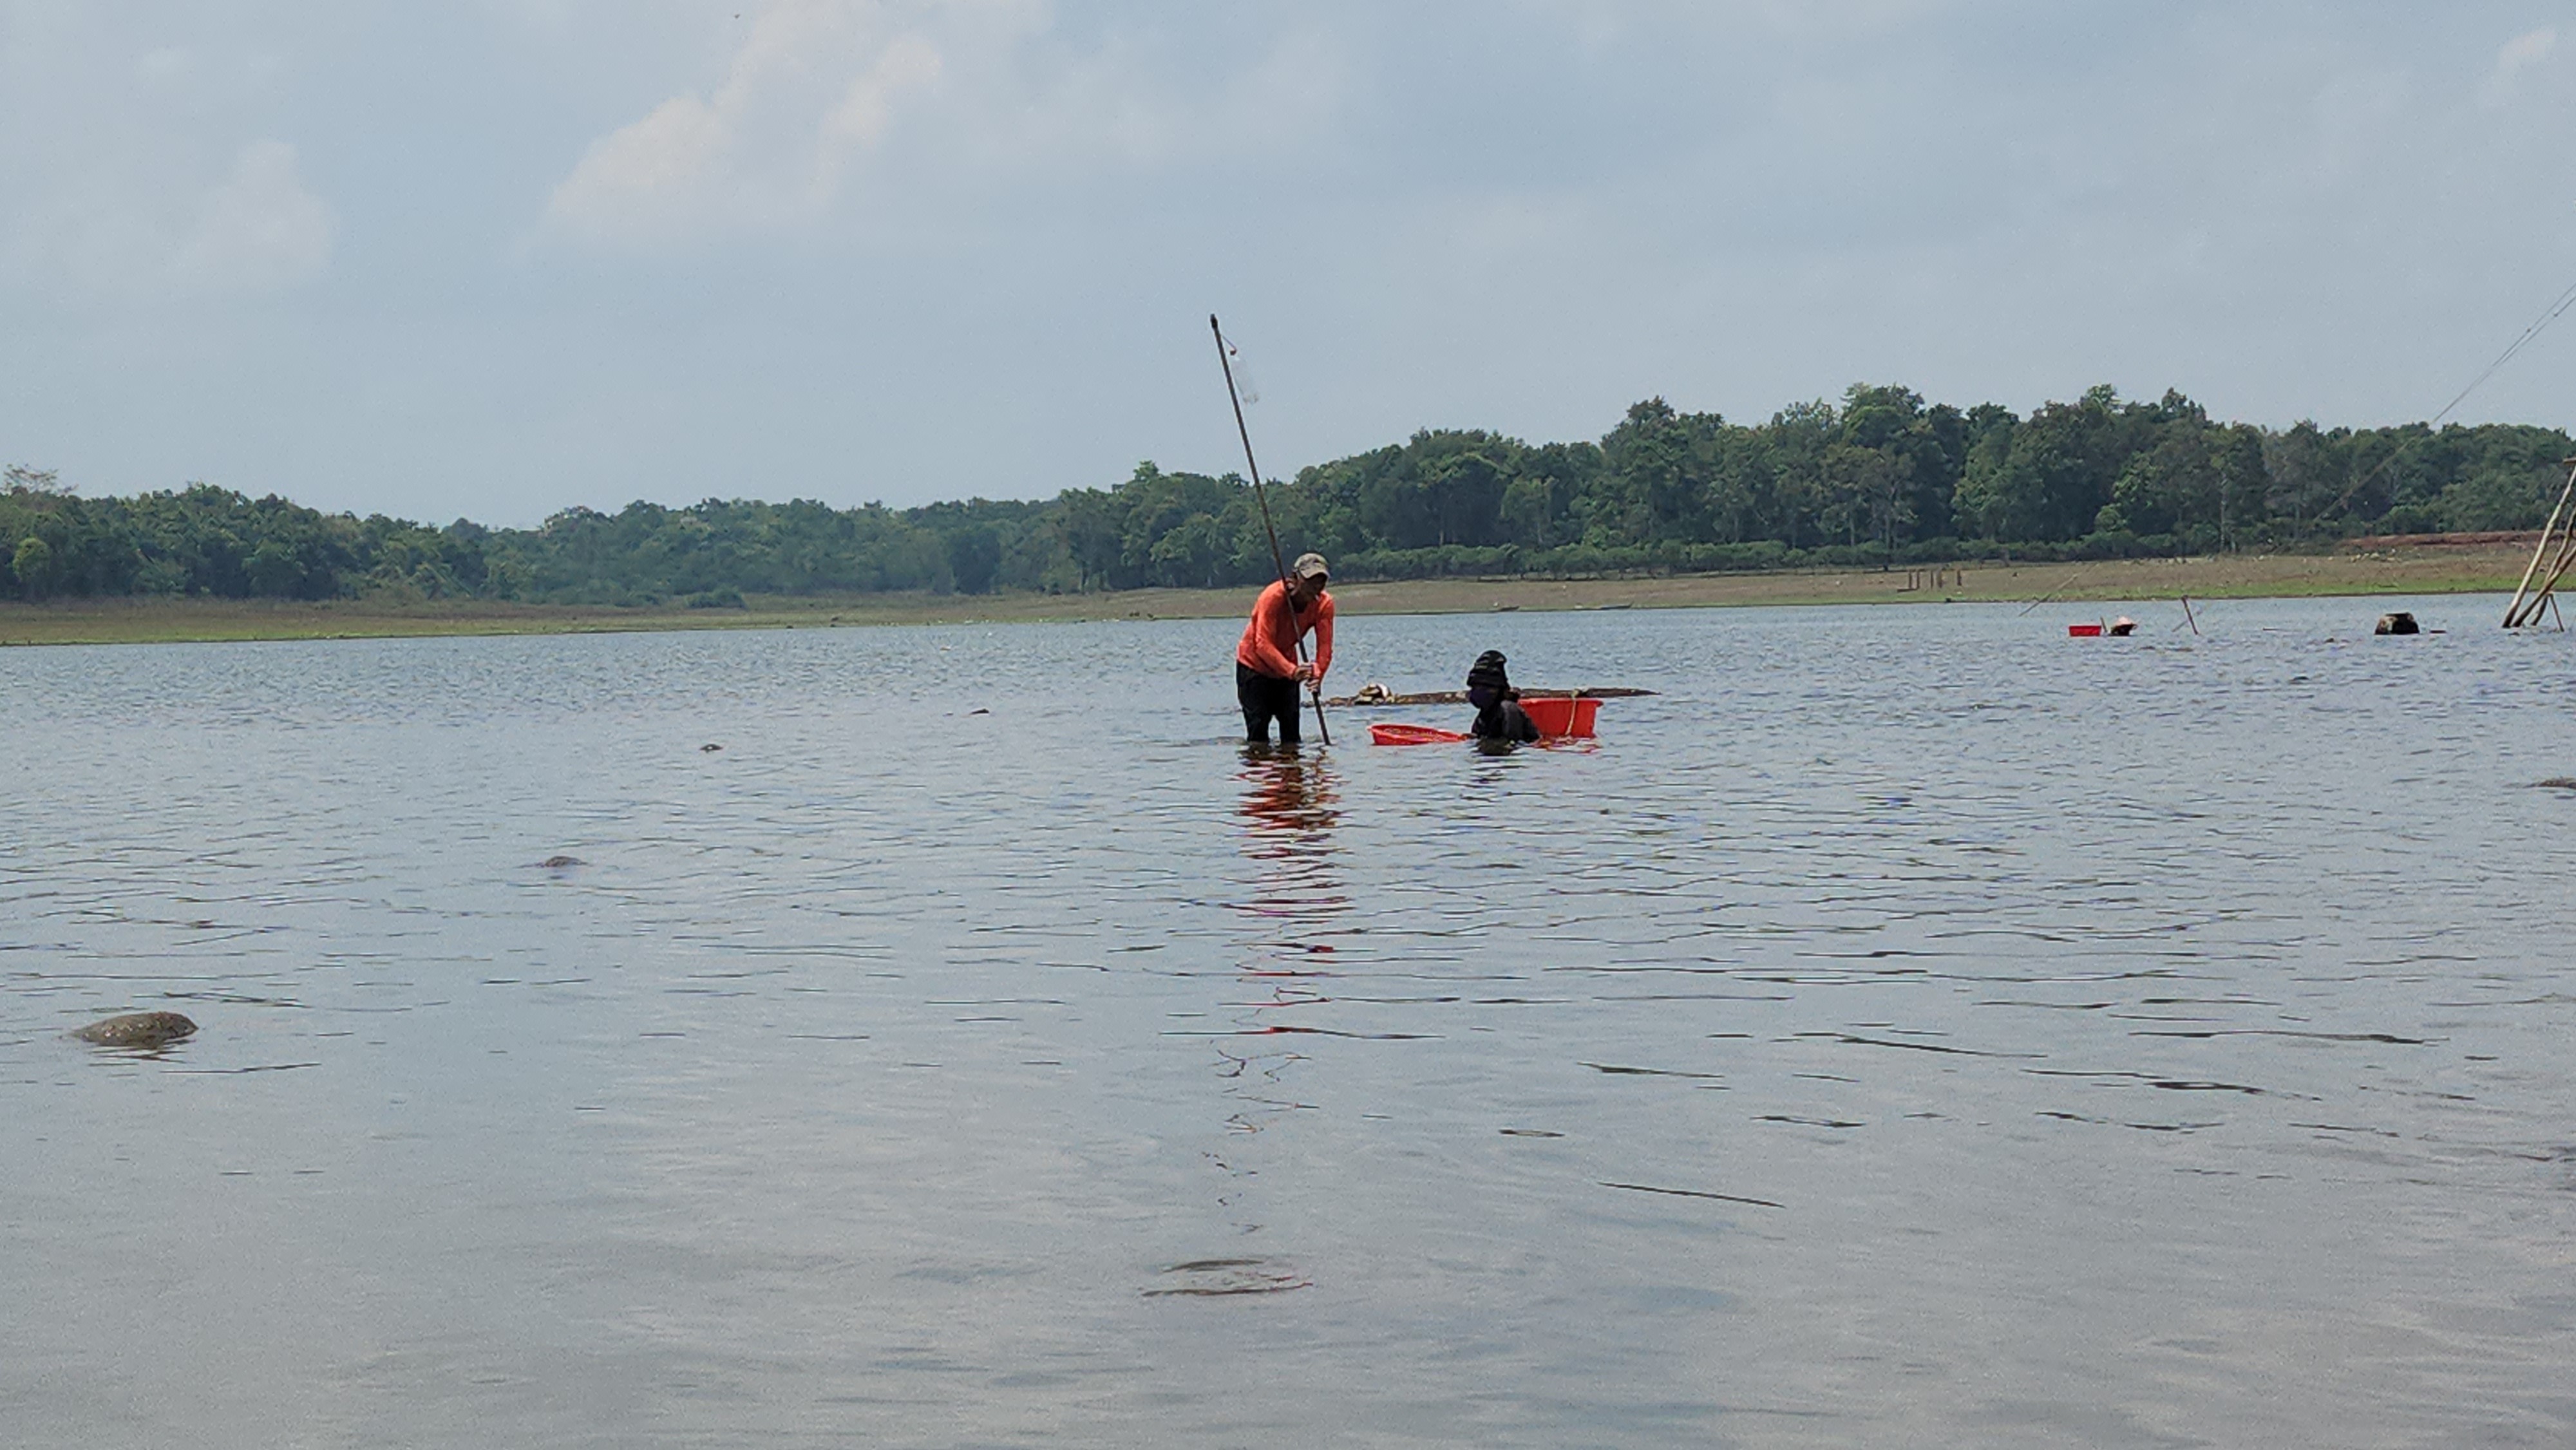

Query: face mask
[{"left": 1467, "top": 685, "right": 1501, "bottom": 711}]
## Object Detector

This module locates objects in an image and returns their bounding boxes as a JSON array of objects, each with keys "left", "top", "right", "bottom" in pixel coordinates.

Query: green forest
[{"left": 6, "top": 384, "right": 2570, "bottom": 605}]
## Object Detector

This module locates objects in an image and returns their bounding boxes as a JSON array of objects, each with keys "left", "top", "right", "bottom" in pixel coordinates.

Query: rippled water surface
[{"left": 6, "top": 598, "right": 2576, "bottom": 1448}]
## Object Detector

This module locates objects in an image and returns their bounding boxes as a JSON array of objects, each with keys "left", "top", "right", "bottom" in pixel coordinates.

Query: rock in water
[
  {"left": 538, "top": 854, "right": 584, "bottom": 869},
  {"left": 2375, "top": 612, "right": 2420, "bottom": 635},
  {"left": 73, "top": 1012, "right": 198, "bottom": 1048}
]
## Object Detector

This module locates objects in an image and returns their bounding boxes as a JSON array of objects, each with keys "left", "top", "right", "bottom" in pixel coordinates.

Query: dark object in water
[
  {"left": 700, "top": 742, "right": 724, "bottom": 752},
  {"left": 1325, "top": 686, "right": 1656, "bottom": 707},
  {"left": 539, "top": 854, "right": 584, "bottom": 869},
  {"left": 1142, "top": 1256, "right": 1311, "bottom": 1297},
  {"left": 2107, "top": 616, "right": 2137, "bottom": 637},
  {"left": 73, "top": 1012, "right": 198, "bottom": 1048},
  {"left": 2537, "top": 777, "right": 2576, "bottom": 791},
  {"left": 2375, "top": 612, "right": 2420, "bottom": 635}
]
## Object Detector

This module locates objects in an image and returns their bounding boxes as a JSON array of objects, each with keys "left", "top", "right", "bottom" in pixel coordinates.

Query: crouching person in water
[
  {"left": 1466, "top": 650, "right": 1540, "bottom": 743},
  {"left": 1236, "top": 552, "right": 1335, "bottom": 744}
]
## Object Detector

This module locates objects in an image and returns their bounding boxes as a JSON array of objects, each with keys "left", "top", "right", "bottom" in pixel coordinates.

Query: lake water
[{"left": 5, "top": 596, "right": 2575, "bottom": 1448}]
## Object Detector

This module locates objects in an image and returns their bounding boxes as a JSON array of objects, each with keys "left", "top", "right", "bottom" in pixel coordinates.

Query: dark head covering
[{"left": 1466, "top": 650, "right": 1510, "bottom": 696}]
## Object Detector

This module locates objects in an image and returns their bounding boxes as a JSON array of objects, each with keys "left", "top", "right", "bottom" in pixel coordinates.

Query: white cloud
[
  {"left": 136, "top": 46, "right": 192, "bottom": 82},
  {"left": 0, "top": 17, "right": 330, "bottom": 302},
  {"left": 542, "top": 0, "right": 950, "bottom": 244},
  {"left": 2481, "top": 25, "right": 2556, "bottom": 107},
  {"left": 167, "top": 140, "right": 337, "bottom": 291},
  {"left": 538, "top": 0, "right": 1349, "bottom": 250},
  {"left": 5, "top": 137, "right": 335, "bottom": 299}
]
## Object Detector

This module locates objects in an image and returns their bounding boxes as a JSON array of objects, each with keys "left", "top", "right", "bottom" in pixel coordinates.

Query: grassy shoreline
[{"left": 0, "top": 539, "right": 2537, "bottom": 647}]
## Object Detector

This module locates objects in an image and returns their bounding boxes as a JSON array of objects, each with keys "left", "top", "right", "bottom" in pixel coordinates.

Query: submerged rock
[
  {"left": 2375, "top": 612, "right": 2420, "bottom": 635},
  {"left": 72, "top": 1012, "right": 198, "bottom": 1048}
]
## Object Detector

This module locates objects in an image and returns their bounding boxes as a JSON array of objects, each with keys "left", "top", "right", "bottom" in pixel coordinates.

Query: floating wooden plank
[{"left": 1323, "top": 686, "right": 1657, "bottom": 707}]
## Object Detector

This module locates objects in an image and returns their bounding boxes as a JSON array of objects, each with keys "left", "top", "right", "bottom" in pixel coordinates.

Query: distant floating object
[
  {"left": 2376, "top": 612, "right": 2421, "bottom": 635},
  {"left": 72, "top": 1012, "right": 197, "bottom": 1048},
  {"left": 700, "top": 742, "right": 724, "bottom": 752},
  {"left": 2067, "top": 623, "right": 2103, "bottom": 637},
  {"left": 2108, "top": 616, "right": 2137, "bottom": 636},
  {"left": 538, "top": 854, "right": 583, "bottom": 869}
]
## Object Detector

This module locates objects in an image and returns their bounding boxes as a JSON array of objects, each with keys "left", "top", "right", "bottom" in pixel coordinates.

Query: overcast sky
[{"left": 2, "top": 1, "right": 2571, "bottom": 526}]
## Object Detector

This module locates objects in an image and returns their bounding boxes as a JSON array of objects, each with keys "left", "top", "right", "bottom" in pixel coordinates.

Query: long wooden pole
[
  {"left": 2518, "top": 532, "right": 2576, "bottom": 627},
  {"left": 2014, "top": 566, "right": 2088, "bottom": 616},
  {"left": 2504, "top": 460, "right": 2576, "bottom": 626},
  {"left": 1211, "top": 315, "right": 1329, "bottom": 745},
  {"left": 2509, "top": 520, "right": 2576, "bottom": 628}
]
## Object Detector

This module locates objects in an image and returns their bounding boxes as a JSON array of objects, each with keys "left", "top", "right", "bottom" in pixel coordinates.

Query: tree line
[{"left": 6, "top": 384, "right": 2571, "bottom": 604}]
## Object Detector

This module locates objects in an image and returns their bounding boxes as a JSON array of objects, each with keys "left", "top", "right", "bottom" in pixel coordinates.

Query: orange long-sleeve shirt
[{"left": 1235, "top": 579, "right": 1334, "bottom": 683}]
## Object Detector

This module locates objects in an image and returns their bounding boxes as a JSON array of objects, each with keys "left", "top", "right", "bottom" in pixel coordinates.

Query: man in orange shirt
[{"left": 1236, "top": 552, "right": 1334, "bottom": 744}]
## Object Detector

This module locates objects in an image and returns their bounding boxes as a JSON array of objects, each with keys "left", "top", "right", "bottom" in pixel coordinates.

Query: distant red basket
[
  {"left": 1520, "top": 696, "right": 1600, "bottom": 737},
  {"left": 2067, "top": 623, "right": 2103, "bottom": 637}
]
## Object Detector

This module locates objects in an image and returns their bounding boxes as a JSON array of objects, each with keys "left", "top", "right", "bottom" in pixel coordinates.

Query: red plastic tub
[
  {"left": 1520, "top": 696, "right": 1601, "bottom": 738},
  {"left": 2067, "top": 623, "right": 2103, "bottom": 637}
]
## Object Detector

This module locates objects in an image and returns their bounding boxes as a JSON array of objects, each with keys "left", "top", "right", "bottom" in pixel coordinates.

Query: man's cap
[
  {"left": 1466, "top": 650, "right": 1510, "bottom": 692},
  {"left": 1293, "top": 552, "right": 1330, "bottom": 579}
]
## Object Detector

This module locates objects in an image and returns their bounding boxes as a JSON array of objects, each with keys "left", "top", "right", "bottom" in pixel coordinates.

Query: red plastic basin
[{"left": 1520, "top": 696, "right": 1601, "bottom": 737}]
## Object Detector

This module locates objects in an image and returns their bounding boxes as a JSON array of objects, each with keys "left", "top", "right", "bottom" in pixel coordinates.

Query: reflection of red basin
[{"left": 1369, "top": 722, "right": 1470, "bottom": 746}]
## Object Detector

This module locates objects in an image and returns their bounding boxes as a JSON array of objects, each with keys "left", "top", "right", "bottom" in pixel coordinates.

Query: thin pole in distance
[{"left": 1211, "top": 314, "right": 1329, "bottom": 746}]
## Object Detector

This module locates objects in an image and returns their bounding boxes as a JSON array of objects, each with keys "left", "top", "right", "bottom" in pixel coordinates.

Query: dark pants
[{"left": 1238, "top": 663, "right": 1303, "bottom": 744}]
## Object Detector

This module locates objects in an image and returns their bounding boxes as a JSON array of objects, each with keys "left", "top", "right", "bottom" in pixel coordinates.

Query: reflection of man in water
[
  {"left": 1238, "top": 748, "right": 1339, "bottom": 840},
  {"left": 1235, "top": 553, "right": 1334, "bottom": 745}
]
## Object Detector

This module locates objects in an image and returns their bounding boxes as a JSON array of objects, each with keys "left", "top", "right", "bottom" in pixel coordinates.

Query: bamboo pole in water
[
  {"left": 2504, "top": 459, "right": 2576, "bottom": 627},
  {"left": 2517, "top": 532, "right": 2576, "bottom": 628}
]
